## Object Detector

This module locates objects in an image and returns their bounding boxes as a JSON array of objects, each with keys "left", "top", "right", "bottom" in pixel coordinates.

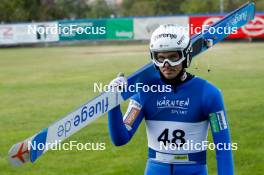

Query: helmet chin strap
[{"left": 156, "top": 67, "right": 194, "bottom": 90}]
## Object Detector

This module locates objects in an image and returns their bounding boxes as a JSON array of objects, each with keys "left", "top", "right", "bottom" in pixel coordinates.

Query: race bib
[{"left": 145, "top": 120, "right": 209, "bottom": 154}]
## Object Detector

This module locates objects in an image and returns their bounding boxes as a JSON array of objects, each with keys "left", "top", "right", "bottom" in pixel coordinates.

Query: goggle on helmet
[{"left": 149, "top": 24, "right": 193, "bottom": 68}]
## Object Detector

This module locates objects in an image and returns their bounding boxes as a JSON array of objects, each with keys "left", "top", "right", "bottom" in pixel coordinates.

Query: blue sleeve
[
  {"left": 108, "top": 93, "right": 144, "bottom": 146},
  {"left": 203, "top": 82, "right": 234, "bottom": 175}
]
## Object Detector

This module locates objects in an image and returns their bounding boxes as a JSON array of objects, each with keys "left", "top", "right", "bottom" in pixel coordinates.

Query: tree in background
[
  {"left": 256, "top": 0, "right": 264, "bottom": 11},
  {"left": 119, "top": 0, "right": 186, "bottom": 16},
  {"left": 88, "top": 0, "right": 114, "bottom": 18},
  {"left": 180, "top": 0, "right": 219, "bottom": 14},
  {"left": 0, "top": 0, "right": 263, "bottom": 23},
  {"left": 0, "top": 0, "right": 28, "bottom": 22}
]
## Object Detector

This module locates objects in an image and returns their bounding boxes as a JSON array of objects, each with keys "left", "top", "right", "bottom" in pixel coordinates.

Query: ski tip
[{"left": 8, "top": 139, "right": 31, "bottom": 166}]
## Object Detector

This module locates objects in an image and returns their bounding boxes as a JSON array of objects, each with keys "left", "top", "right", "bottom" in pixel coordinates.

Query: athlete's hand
[{"left": 108, "top": 73, "right": 127, "bottom": 92}]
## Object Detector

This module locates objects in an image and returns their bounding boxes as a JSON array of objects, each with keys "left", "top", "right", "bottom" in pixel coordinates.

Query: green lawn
[{"left": 0, "top": 43, "right": 263, "bottom": 175}]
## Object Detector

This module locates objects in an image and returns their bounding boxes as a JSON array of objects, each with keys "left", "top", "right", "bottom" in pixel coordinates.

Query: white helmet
[{"left": 149, "top": 24, "right": 192, "bottom": 68}]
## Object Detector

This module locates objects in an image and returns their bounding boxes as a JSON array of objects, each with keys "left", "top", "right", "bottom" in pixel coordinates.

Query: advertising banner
[
  {"left": 189, "top": 14, "right": 264, "bottom": 38},
  {"left": 106, "top": 18, "right": 133, "bottom": 40},
  {"left": 59, "top": 19, "right": 106, "bottom": 41},
  {"left": 1, "top": 14, "right": 263, "bottom": 45},
  {"left": 0, "top": 25, "right": 16, "bottom": 45},
  {"left": 0, "top": 22, "right": 59, "bottom": 45},
  {"left": 134, "top": 16, "right": 189, "bottom": 40},
  {"left": 28, "top": 22, "right": 59, "bottom": 42}
]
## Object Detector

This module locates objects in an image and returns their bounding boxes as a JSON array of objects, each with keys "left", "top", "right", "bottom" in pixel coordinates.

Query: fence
[{"left": 0, "top": 13, "right": 263, "bottom": 46}]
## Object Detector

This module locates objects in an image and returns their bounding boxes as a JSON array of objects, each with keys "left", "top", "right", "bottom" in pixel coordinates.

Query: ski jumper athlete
[{"left": 108, "top": 24, "right": 234, "bottom": 175}]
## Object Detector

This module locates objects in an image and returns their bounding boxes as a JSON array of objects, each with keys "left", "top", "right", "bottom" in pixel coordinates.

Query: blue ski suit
[{"left": 108, "top": 74, "right": 234, "bottom": 175}]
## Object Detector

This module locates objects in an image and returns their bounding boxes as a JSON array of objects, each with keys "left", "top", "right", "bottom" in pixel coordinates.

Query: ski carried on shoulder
[
  {"left": 191, "top": 1, "right": 255, "bottom": 57},
  {"left": 8, "top": 1, "right": 255, "bottom": 166},
  {"left": 8, "top": 62, "right": 158, "bottom": 166}
]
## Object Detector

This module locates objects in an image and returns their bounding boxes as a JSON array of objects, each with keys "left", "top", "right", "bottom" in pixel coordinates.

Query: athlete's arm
[
  {"left": 203, "top": 82, "right": 234, "bottom": 175},
  {"left": 108, "top": 95, "right": 144, "bottom": 146}
]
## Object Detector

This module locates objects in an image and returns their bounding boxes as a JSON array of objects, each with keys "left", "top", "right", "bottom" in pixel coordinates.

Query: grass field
[{"left": 0, "top": 43, "right": 263, "bottom": 175}]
